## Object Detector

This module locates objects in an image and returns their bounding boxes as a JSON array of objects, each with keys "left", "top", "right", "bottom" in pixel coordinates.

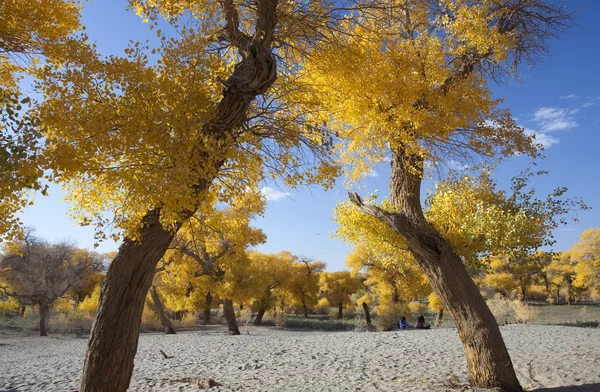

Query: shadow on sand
[{"left": 535, "top": 384, "right": 600, "bottom": 392}]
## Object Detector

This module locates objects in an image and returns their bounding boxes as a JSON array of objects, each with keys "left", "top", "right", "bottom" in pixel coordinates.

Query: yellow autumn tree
[
  {"left": 427, "top": 167, "right": 586, "bottom": 302},
  {"left": 300, "top": 2, "right": 573, "bottom": 389},
  {"left": 544, "top": 251, "right": 584, "bottom": 304},
  {"left": 319, "top": 271, "right": 362, "bottom": 319},
  {"left": 0, "top": 0, "right": 81, "bottom": 242},
  {"left": 570, "top": 228, "right": 600, "bottom": 297},
  {"left": 246, "top": 251, "right": 294, "bottom": 325},
  {"left": 156, "top": 193, "right": 266, "bottom": 335},
  {"left": 18, "top": 0, "right": 343, "bottom": 388},
  {"left": 282, "top": 257, "right": 325, "bottom": 318}
]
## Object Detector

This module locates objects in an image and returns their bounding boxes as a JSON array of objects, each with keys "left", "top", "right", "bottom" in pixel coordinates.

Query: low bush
[
  {"left": 374, "top": 303, "right": 409, "bottom": 331},
  {"left": 487, "top": 295, "right": 537, "bottom": 325}
]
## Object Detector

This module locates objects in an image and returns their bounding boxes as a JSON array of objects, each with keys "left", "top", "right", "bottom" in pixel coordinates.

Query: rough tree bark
[
  {"left": 80, "top": 210, "right": 179, "bottom": 391},
  {"left": 204, "top": 291, "right": 213, "bottom": 325},
  {"left": 337, "top": 302, "right": 343, "bottom": 319},
  {"left": 349, "top": 150, "right": 522, "bottom": 391},
  {"left": 39, "top": 303, "right": 49, "bottom": 337},
  {"left": 361, "top": 301, "right": 372, "bottom": 327},
  {"left": 79, "top": 1, "right": 278, "bottom": 390},
  {"left": 150, "top": 286, "right": 176, "bottom": 334},
  {"left": 223, "top": 299, "right": 240, "bottom": 335}
]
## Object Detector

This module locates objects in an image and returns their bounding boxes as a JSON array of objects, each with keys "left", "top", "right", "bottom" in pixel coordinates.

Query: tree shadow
[
  {"left": 553, "top": 322, "right": 599, "bottom": 328},
  {"left": 535, "top": 384, "right": 600, "bottom": 391}
]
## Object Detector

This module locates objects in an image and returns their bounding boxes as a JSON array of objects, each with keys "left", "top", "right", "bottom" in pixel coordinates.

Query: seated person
[
  {"left": 416, "top": 315, "right": 431, "bottom": 329},
  {"left": 399, "top": 316, "right": 410, "bottom": 329}
]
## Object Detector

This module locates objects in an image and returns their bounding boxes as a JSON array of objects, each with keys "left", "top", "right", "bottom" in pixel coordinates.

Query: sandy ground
[{"left": 1, "top": 325, "right": 599, "bottom": 392}]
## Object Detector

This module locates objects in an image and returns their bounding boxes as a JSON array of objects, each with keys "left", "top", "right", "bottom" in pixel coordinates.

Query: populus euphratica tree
[
  {"left": 297, "top": 2, "right": 573, "bottom": 389},
  {"left": 29, "top": 0, "right": 340, "bottom": 390}
]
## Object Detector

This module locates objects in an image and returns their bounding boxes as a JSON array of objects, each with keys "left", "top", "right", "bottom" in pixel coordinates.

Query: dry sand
[{"left": 1, "top": 325, "right": 599, "bottom": 391}]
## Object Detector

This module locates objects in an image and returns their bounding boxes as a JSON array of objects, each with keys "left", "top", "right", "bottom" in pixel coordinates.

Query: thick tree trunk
[
  {"left": 362, "top": 301, "right": 372, "bottom": 326},
  {"left": 19, "top": 305, "right": 26, "bottom": 317},
  {"left": 39, "top": 303, "right": 49, "bottom": 337},
  {"left": 338, "top": 302, "right": 343, "bottom": 319},
  {"left": 80, "top": 210, "right": 179, "bottom": 392},
  {"left": 78, "top": 6, "right": 278, "bottom": 389},
  {"left": 254, "top": 307, "right": 266, "bottom": 325},
  {"left": 223, "top": 299, "right": 240, "bottom": 335},
  {"left": 204, "top": 291, "right": 212, "bottom": 325},
  {"left": 349, "top": 150, "right": 522, "bottom": 391},
  {"left": 150, "top": 286, "right": 176, "bottom": 334}
]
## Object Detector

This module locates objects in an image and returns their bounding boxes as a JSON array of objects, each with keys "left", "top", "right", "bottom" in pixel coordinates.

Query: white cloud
[
  {"left": 533, "top": 107, "right": 577, "bottom": 132},
  {"left": 447, "top": 160, "right": 469, "bottom": 170},
  {"left": 524, "top": 128, "right": 559, "bottom": 149},
  {"left": 560, "top": 94, "right": 577, "bottom": 99},
  {"left": 367, "top": 169, "right": 379, "bottom": 177},
  {"left": 582, "top": 96, "right": 600, "bottom": 109},
  {"left": 260, "top": 186, "right": 291, "bottom": 201}
]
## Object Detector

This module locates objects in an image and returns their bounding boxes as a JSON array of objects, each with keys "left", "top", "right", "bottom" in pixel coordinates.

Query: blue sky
[{"left": 19, "top": 0, "right": 600, "bottom": 271}]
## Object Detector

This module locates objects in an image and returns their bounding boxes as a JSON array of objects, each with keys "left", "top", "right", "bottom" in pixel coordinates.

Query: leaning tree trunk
[
  {"left": 39, "top": 303, "right": 49, "bottom": 337},
  {"left": 254, "top": 290, "right": 270, "bottom": 326},
  {"left": 79, "top": 3, "right": 278, "bottom": 390},
  {"left": 80, "top": 210, "right": 180, "bottom": 391},
  {"left": 435, "top": 308, "right": 444, "bottom": 327},
  {"left": 204, "top": 291, "right": 213, "bottom": 325},
  {"left": 150, "top": 286, "right": 176, "bottom": 334},
  {"left": 337, "top": 302, "right": 343, "bottom": 319},
  {"left": 254, "top": 307, "right": 266, "bottom": 325},
  {"left": 362, "top": 302, "right": 372, "bottom": 327},
  {"left": 223, "top": 299, "right": 240, "bottom": 335},
  {"left": 350, "top": 150, "right": 522, "bottom": 391}
]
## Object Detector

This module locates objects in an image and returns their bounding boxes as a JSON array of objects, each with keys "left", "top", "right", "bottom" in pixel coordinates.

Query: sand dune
[{"left": 1, "top": 325, "right": 599, "bottom": 391}]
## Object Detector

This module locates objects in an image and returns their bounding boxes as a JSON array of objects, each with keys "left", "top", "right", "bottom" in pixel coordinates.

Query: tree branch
[{"left": 347, "top": 192, "right": 411, "bottom": 239}]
